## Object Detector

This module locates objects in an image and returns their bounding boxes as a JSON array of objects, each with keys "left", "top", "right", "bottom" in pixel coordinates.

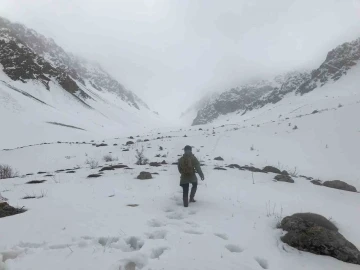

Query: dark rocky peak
[
  {"left": 297, "top": 37, "right": 360, "bottom": 94},
  {"left": 192, "top": 80, "right": 274, "bottom": 125},
  {"left": 0, "top": 16, "right": 149, "bottom": 110}
]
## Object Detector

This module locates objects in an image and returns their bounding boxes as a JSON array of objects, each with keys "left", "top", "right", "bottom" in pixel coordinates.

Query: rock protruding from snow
[
  {"left": 0, "top": 201, "right": 27, "bottom": 218},
  {"left": 281, "top": 213, "right": 360, "bottom": 265},
  {"left": 274, "top": 174, "right": 294, "bottom": 183},
  {"left": 311, "top": 180, "right": 322, "bottom": 186},
  {"left": 323, "top": 180, "right": 357, "bottom": 192},
  {"left": 262, "top": 166, "right": 282, "bottom": 174},
  {"left": 137, "top": 171, "right": 152, "bottom": 180}
]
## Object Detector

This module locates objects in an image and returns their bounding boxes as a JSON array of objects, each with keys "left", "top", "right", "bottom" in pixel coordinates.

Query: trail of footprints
[
  {"left": 117, "top": 199, "right": 270, "bottom": 270},
  {"left": 1, "top": 199, "right": 269, "bottom": 270}
]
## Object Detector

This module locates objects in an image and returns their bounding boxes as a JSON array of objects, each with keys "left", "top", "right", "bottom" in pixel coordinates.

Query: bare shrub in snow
[
  {"left": 103, "top": 154, "right": 118, "bottom": 162},
  {"left": 22, "top": 190, "right": 47, "bottom": 199},
  {"left": 288, "top": 167, "right": 298, "bottom": 177},
  {"left": 85, "top": 158, "right": 99, "bottom": 169},
  {"left": 0, "top": 164, "right": 18, "bottom": 179},
  {"left": 250, "top": 145, "right": 255, "bottom": 151},
  {"left": 265, "top": 201, "right": 283, "bottom": 228},
  {"left": 135, "top": 146, "right": 149, "bottom": 165},
  {"left": 277, "top": 163, "right": 299, "bottom": 177}
]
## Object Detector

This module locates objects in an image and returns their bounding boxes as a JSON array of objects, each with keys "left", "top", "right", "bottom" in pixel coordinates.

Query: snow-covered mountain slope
[
  {"left": 188, "top": 71, "right": 310, "bottom": 125},
  {"left": 0, "top": 17, "right": 161, "bottom": 149},
  {"left": 0, "top": 101, "right": 359, "bottom": 269},
  {"left": 297, "top": 37, "right": 360, "bottom": 94},
  {"left": 187, "top": 36, "right": 360, "bottom": 126}
]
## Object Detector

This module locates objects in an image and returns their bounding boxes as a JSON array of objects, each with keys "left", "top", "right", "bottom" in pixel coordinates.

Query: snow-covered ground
[
  {"left": 1, "top": 62, "right": 360, "bottom": 269},
  {"left": 0, "top": 109, "right": 360, "bottom": 269},
  {"left": 0, "top": 67, "right": 168, "bottom": 150}
]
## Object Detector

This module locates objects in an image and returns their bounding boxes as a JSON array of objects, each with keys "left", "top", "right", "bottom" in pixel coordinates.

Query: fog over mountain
[{"left": 1, "top": 0, "right": 360, "bottom": 120}]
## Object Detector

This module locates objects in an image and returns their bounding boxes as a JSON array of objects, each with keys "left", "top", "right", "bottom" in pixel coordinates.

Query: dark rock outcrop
[
  {"left": 274, "top": 174, "right": 294, "bottom": 183},
  {"left": 262, "top": 166, "right": 282, "bottom": 174},
  {"left": 323, "top": 180, "right": 357, "bottom": 192},
  {"left": 191, "top": 72, "right": 310, "bottom": 125},
  {"left": 149, "top": 162, "right": 161, "bottom": 167},
  {"left": 0, "top": 16, "right": 149, "bottom": 110},
  {"left": 311, "top": 180, "right": 323, "bottom": 186},
  {"left": 0, "top": 202, "right": 26, "bottom": 218},
  {"left": 137, "top": 171, "right": 152, "bottom": 180},
  {"left": 297, "top": 38, "right": 360, "bottom": 95},
  {"left": 281, "top": 213, "right": 360, "bottom": 264},
  {"left": 87, "top": 174, "right": 102, "bottom": 178}
]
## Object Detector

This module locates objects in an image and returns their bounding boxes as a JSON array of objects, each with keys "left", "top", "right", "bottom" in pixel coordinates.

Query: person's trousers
[{"left": 181, "top": 183, "right": 197, "bottom": 207}]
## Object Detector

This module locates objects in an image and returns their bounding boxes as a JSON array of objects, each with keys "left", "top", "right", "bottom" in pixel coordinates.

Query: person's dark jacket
[{"left": 178, "top": 152, "right": 204, "bottom": 185}]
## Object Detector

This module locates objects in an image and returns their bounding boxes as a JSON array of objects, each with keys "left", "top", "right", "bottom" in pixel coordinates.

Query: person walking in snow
[{"left": 178, "top": 145, "right": 205, "bottom": 207}]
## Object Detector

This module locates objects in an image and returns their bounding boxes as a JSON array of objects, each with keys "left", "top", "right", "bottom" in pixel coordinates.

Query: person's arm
[
  {"left": 193, "top": 156, "right": 204, "bottom": 180},
  {"left": 177, "top": 159, "right": 182, "bottom": 174}
]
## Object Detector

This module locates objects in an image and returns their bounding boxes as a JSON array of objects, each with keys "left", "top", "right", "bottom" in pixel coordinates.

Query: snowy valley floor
[{"left": 1, "top": 114, "right": 360, "bottom": 269}]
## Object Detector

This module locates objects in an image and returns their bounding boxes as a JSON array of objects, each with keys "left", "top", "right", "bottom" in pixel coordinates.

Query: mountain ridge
[
  {"left": 0, "top": 16, "right": 148, "bottom": 110},
  {"left": 188, "top": 36, "right": 360, "bottom": 126}
]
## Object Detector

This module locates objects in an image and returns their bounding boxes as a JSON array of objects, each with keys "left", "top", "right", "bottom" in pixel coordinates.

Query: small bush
[
  {"left": 103, "top": 154, "right": 118, "bottom": 162},
  {"left": 289, "top": 167, "right": 298, "bottom": 177},
  {"left": 85, "top": 159, "right": 99, "bottom": 169},
  {"left": 135, "top": 146, "right": 149, "bottom": 165},
  {"left": 0, "top": 164, "right": 18, "bottom": 179}
]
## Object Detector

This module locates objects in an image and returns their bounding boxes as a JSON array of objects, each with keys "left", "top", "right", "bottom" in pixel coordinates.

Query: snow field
[{"left": 0, "top": 124, "right": 359, "bottom": 270}]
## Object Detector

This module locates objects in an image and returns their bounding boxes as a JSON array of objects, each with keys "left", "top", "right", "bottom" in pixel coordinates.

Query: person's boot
[
  {"left": 183, "top": 196, "right": 189, "bottom": 207},
  {"left": 190, "top": 185, "right": 197, "bottom": 203}
]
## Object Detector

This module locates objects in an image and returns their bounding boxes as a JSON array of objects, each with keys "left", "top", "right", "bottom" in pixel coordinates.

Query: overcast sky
[{"left": 1, "top": 0, "right": 360, "bottom": 120}]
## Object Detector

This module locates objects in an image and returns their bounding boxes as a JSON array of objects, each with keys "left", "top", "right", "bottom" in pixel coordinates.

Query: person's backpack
[{"left": 180, "top": 155, "right": 194, "bottom": 175}]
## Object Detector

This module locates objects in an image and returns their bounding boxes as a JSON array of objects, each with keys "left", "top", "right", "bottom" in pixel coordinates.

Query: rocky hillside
[
  {"left": 190, "top": 36, "right": 360, "bottom": 126},
  {"left": 192, "top": 72, "right": 309, "bottom": 125},
  {"left": 0, "top": 16, "right": 148, "bottom": 110}
]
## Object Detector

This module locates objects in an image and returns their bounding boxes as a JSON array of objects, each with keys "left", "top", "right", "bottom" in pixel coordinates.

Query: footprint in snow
[
  {"left": 163, "top": 206, "right": 175, "bottom": 213},
  {"left": 18, "top": 242, "right": 46, "bottom": 248},
  {"left": 148, "top": 219, "right": 165, "bottom": 228},
  {"left": 225, "top": 244, "right": 243, "bottom": 253},
  {"left": 166, "top": 212, "right": 184, "bottom": 220},
  {"left": 150, "top": 247, "right": 169, "bottom": 259},
  {"left": 170, "top": 195, "right": 183, "bottom": 206},
  {"left": 97, "top": 236, "right": 144, "bottom": 252},
  {"left": 145, "top": 230, "right": 167, "bottom": 240},
  {"left": 254, "top": 257, "right": 269, "bottom": 269},
  {"left": 185, "top": 221, "right": 199, "bottom": 228},
  {"left": 214, "top": 233, "right": 229, "bottom": 240},
  {"left": 188, "top": 210, "right": 197, "bottom": 215},
  {"left": 124, "top": 236, "right": 145, "bottom": 251},
  {"left": 183, "top": 229, "right": 203, "bottom": 235},
  {"left": 118, "top": 253, "right": 148, "bottom": 270},
  {"left": 48, "top": 244, "right": 71, "bottom": 250}
]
